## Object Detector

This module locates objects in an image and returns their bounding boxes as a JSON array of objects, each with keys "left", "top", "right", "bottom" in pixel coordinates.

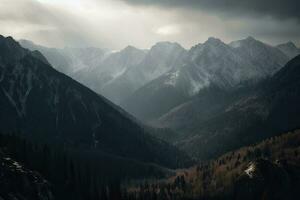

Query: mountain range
[
  {"left": 20, "top": 40, "right": 188, "bottom": 104},
  {"left": 0, "top": 35, "right": 190, "bottom": 169},
  {"left": 121, "top": 37, "right": 290, "bottom": 121},
  {"left": 1, "top": 33, "right": 300, "bottom": 200},
  {"left": 17, "top": 36, "right": 300, "bottom": 161},
  {"left": 19, "top": 39, "right": 109, "bottom": 76},
  {"left": 157, "top": 54, "right": 300, "bottom": 159},
  {"left": 19, "top": 37, "right": 299, "bottom": 122}
]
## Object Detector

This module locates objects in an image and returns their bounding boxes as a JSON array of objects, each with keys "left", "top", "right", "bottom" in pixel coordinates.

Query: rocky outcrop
[
  {"left": 234, "top": 159, "right": 300, "bottom": 200},
  {"left": 0, "top": 152, "right": 54, "bottom": 200}
]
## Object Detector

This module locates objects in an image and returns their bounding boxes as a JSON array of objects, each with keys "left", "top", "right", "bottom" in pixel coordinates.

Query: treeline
[
  {"left": 2, "top": 129, "right": 298, "bottom": 200},
  {"left": 125, "top": 129, "right": 300, "bottom": 200},
  {"left": 0, "top": 132, "right": 126, "bottom": 200},
  {"left": 125, "top": 176, "right": 188, "bottom": 200}
]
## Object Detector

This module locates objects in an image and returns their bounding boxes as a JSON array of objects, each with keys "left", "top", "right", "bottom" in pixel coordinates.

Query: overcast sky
[{"left": 0, "top": 0, "right": 299, "bottom": 49}]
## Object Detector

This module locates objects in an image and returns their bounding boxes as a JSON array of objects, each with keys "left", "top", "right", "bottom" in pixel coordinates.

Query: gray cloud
[
  {"left": 0, "top": 0, "right": 111, "bottom": 48},
  {"left": 119, "top": 0, "right": 300, "bottom": 21},
  {"left": 0, "top": 0, "right": 299, "bottom": 49}
]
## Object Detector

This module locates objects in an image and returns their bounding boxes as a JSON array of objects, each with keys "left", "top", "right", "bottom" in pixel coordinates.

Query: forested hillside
[
  {"left": 0, "top": 132, "right": 177, "bottom": 200},
  {"left": 156, "top": 55, "right": 300, "bottom": 160},
  {"left": 126, "top": 129, "right": 300, "bottom": 200}
]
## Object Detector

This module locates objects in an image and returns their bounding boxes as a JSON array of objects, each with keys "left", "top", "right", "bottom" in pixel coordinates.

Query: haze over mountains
[
  {"left": 1, "top": 35, "right": 190, "bottom": 169},
  {"left": 20, "top": 36, "right": 298, "bottom": 120},
  {"left": 1, "top": 33, "right": 300, "bottom": 200},
  {"left": 122, "top": 37, "right": 290, "bottom": 121},
  {"left": 18, "top": 35, "right": 300, "bottom": 161},
  {"left": 277, "top": 42, "right": 300, "bottom": 59},
  {"left": 19, "top": 39, "right": 110, "bottom": 76},
  {"left": 1, "top": 0, "right": 300, "bottom": 198},
  {"left": 158, "top": 55, "right": 300, "bottom": 159}
]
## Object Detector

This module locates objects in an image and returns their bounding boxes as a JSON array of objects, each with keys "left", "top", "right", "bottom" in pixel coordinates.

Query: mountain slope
[
  {"left": 20, "top": 40, "right": 186, "bottom": 105},
  {"left": 19, "top": 39, "right": 109, "bottom": 76},
  {"left": 229, "top": 36, "right": 288, "bottom": 76},
  {"left": 74, "top": 45, "right": 147, "bottom": 103},
  {"left": 128, "top": 129, "right": 300, "bottom": 200},
  {"left": 102, "top": 42, "right": 187, "bottom": 104},
  {"left": 0, "top": 35, "right": 190, "bottom": 169},
  {"left": 122, "top": 37, "right": 289, "bottom": 122},
  {"left": 277, "top": 41, "right": 300, "bottom": 59},
  {"left": 156, "top": 55, "right": 300, "bottom": 159},
  {"left": 120, "top": 72, "right": 190, "bottom": 121}
]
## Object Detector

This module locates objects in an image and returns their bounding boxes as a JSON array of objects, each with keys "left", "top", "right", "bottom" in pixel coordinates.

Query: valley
[{"left": 0, "top": 34, "right": 299, "bottom": 200}]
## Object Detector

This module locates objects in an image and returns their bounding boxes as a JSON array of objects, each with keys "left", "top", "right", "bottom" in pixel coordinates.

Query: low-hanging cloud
[
  {"left": 0, "top": 0, "right": 103, "bottom": 48},
  {"left": 0, "top": 0, "right": 299, "bottom": 49},
  {"left": 119, "top": 0, "right": 300, "bottom": 21}
]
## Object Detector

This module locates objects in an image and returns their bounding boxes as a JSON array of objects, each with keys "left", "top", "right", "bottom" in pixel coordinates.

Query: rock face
[
  {"left": 0, "top": 35, "right": 190, "bottom": 169},
  {"left": 74, "top": 45, "right": 147, "bottom": 98},
  {"left": 18, "top": 37, "right": 299, "bottom": 161},
  {"left": 121, "top": 37, "right": 290, "bottom": 121},
  {"left": 277, "top": 42, "right": 300, "bottom": 59},
  {"left": 234, "top": 159, "right": 299, "bottom": 200},
  {"left": 155, "top": 55, "right": 300, "bottom": 159},
  {"left": 99, "top": 42, "right": 187, "bottom": 104},
  {"left": 20, "top": 39, "right": 187, "bottom": 105},
  {"left": 0, "top": 152, "right": 54, "bottom": 200},
  {"left": 230, "top": 37, "right": 288, "bottom": 77},
  {"left": 20, "top": 37, "right": 294, "bottom": 120}
]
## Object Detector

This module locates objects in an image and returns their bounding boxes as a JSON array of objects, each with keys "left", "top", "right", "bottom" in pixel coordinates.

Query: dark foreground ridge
[{"left": 0, "top": 150, "right": 54, "bottom": 200}]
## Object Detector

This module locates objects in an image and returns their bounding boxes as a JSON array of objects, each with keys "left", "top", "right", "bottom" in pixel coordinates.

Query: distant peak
[
  {"left": 123, "top": 45, "right": 138, "bottom": 52},
  {"left": 153, "top": 41, "right": 182, "bottom": 48},
  {"left": 278, "top": 41, "right": 297, "bottom": 49},
  {"left": 155, "top": 41, "right": 174, "bottom": 45},
  {"left": 0, "top": 35, "right": 21, "bottom": 48},
  {"left": 0, "top": 35, "right": 28, "bottom": 64},
  {"left": 205, "top": 37, "right": 223, "bottom": 44},
  {"left": 245, "top": 36, "right": 256, "bottom": 41},
  {"left": 229, "top": 36, "right": 267, "bottom": 48},
  {"left": 19, "top": 39, "right": 35, "bottom": 45},
  {"left": 287, "top": 41, "right": 296, "bottom": 46},
  {"left": 0, "top": 35, "right": 13, "bottom": 42},
  {"left": 125, "top": 45, "right": 135, "bottom": 49},
  {"left": 5, "top": 36, "right": 14, "bottom": 41},
  {"left": 243, "top": 36, "right": 265, "bottom": 45},
  {"left": 151, "top": 41, "right": 184, "bottom": 52},
  {"left": 207, "top": 37, "right": 221, "bottom": 41},
  {"left": 120, "top": 45, "right": 145, "bottom": 56}
]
